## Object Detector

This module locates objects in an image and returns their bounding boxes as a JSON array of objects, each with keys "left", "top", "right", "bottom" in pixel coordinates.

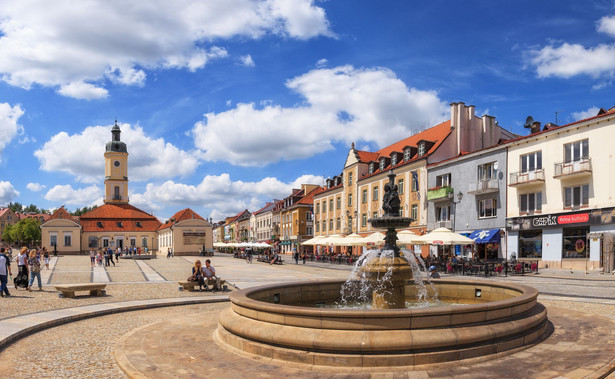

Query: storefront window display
[
  {"left": 519, "top": 230, "right": 542, "bottom": 258},
  {"left": 562, "top": 226, "right": 589, "bottom": 259}
]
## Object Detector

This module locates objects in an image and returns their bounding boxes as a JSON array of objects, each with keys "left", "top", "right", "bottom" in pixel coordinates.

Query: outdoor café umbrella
[
  {"left": 362, "top": 232, "right": 386, "bottom": 246},
  {"left": 319, "top": 234, "right": 344, "bottom": 245},
  {"left": 396, "top": 230, "right": 419, "bottom": 246},
  {"left": 336, "top": 233, "right": 366, "bottom": 246},
  {"left": 301, "top": 235, "right": 327, "bottom": 246},
  {"left": 412, "top": 227, "right": 475, "bottom": 245}
]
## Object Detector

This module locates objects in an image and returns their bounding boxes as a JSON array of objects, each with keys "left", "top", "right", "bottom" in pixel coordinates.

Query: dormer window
[
  {"left": 136, "top": 222, "right": 142, "bottom": 228},
  {"left": 391, "top": 154, "right": 397, "bottom": 166},
  {"left": 404, "top": 148, "right": 411, "bottom": 161},
  {"left": 369, "top": 163, "right": 374, "bottom": 175},
  {"left": 117, "top": 222, "right": 123, "bottom": 228},
  {"left": 379, "top": 158, "right": 386, "bottom": 171},
  {"left": 418, "top": 143, "right": 425, "bottom": 157},
  {"left": 96, "top": 222, "right": 103, "bottom": 228}
]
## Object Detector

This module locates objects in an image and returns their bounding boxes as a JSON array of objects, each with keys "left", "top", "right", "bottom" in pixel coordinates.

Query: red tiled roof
[
  {"left": 46, "top": 207, "right": 76, "bottom": 223},
  {"left": 0, "top": 208, "right": 13, "bottom": 218},
  {"left": 356, "top": 150, "right": 379, "bottom": 163},
  {"left": 296, "top": 186, "right": 324, "bottom": 205},
  {"left": 18, "top": 213, "right": 51, "bottom": 222},
  {"left": 253, "top": 202, "right": 274, "bottom": 215},
  {"left": 230, "top": 209, "right": 251, "bottom": 223},
  {"left": 78, "top": 203, "right": 162, "bottom": 232},
  {"left": 376, "top": 120, "right": 451, "bottom": 157},
  {"left": 157, "top": 208, "right": 206, "bottom": 231}
]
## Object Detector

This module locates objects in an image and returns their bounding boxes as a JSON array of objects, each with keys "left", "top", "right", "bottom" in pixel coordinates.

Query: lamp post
[{"left": 447, "top": 190, "right": 463, "bottom": 232}]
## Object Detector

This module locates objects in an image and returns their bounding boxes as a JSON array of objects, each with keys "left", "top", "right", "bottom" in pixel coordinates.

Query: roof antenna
[{"left": 555, "top": 110, "right": 564, "bottom": 124}]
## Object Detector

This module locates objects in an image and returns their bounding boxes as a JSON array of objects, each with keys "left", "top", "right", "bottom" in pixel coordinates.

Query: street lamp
[{"left": 448, "top": 191, "right": 463, "bottom": 231}]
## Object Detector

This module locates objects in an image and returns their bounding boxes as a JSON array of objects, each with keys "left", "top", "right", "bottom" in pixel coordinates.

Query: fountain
[{"left": 215, "top": 172, "right": 549, "bottom": 370}]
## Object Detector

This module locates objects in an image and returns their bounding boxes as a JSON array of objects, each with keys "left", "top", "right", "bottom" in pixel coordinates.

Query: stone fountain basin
[{"left": 216, "top": 279, "right": 548, "bottom": 369}]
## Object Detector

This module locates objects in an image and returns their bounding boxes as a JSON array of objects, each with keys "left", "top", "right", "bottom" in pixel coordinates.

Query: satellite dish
[{"left": 524, "top": 116, "right": 534, "bottom": 129}]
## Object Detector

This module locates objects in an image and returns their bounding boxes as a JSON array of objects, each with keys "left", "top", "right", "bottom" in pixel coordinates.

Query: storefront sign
[
  {"left": 508, "top": 207, "right": 615, "bottom": 231},
  {"left": 183, "top": 231, "right": 206, "bottom": 245}
]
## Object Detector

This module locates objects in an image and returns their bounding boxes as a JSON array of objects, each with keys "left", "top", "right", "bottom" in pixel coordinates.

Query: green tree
[
  {"left": 72, "top": 205, "right": 97, "bottom": 216},
  {"left": 8, "top": 218, "right": 41, "bottom": 245},
  {"left": 7, "top": 202, "right": 23, "bottom": 213},
  {"left": 1, "top": 223, "right": 14, "bottom": 243},
  {"left": 23, "top": 204, "right": 41, "bottom": 213}
]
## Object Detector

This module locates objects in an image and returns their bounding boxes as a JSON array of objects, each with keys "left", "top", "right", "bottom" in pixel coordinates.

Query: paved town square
[{"left": 0, "top": 252, "right": 613, "bottom": 378}]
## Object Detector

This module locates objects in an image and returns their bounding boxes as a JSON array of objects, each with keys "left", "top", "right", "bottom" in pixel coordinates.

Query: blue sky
[{"left": 1, "top": 0, "right": 615, "bottom": 222}]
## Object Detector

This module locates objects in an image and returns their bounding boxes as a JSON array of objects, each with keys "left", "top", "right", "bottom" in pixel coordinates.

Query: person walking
[
  {"left": 293, "top": 249, "right": 299, "bottom": 264},
  {"left": 104, "top": 247, "right": 110, "bottom": 266},
  {"left": 15, "top": 247, "right": 29, "bottom": 288},
  {"left": 89, "top": 248, "right": 96, "bottom": 267},
  {"left": 108, "top": 248, "right": 115, "bottom": 266},
  {"left": 27, "top": 249, "right": 42, "bottom": 291},
  {"left": 43, "top": 248, "right": 50, "bottom": 269},
  {"left": 0, "top": 247, "right": 12, "bottom": 297}
]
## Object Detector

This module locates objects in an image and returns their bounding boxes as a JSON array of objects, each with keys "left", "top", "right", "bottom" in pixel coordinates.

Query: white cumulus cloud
[
  {"left": 0, "top": 0, "right": 333, "bottom": 99},
  {"left": 239, "top": 55, "right": 255, "bottom": 67},
  {"left": 192, "top": 65, "right": 448, "bottom": 166},
  {"left": 132, "top": 173, "right": 323, "bottom": 220},
  {"left": 44, "top": 184, "right": 102, "bottom": 206},
  {"left": 27, "top": 182, "right": 45, "bottom": 192},
  {"left": 530, "top": 13, "right": 615, "bottom": 79},
  {"left": 0, "top": 181, "right": 20, "bottom": 205},
  {"left": 571, "top": 106, "right": 600, "bottom": 121},
  {"left": 0, "top": 103, "right": 25, "bottom": 162},
  {"left": 34, "top": 122, "right": 200, "bottom": 183}
]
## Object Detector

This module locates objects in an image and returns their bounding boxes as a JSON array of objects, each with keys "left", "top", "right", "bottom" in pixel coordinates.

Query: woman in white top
[{"left": 17, "top": 247, "right": 28, "bottom": 277}]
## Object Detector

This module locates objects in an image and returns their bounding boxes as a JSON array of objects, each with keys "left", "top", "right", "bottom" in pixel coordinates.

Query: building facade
[
  {"left": 0, "top": 207, "right": 18, "bottom": 242},
  {"left": 506, "top": 109, "right": 615, "bottom": 270},
  {"left": 157, "top": 208, "right": 212, "bottom": 255}
]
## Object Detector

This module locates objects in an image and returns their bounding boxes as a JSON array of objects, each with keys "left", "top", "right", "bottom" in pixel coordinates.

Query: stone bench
[
  {"left": 178, "top": 279, "right": 226, "bottom": 292},
  {"left": 55, "top": 283, "right": 107, "bottom": 298}
]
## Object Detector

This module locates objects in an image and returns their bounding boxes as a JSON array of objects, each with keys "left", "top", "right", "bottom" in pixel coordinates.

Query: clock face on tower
[{"left": 114, "top": 160, "right": 120, "bottom": 167}]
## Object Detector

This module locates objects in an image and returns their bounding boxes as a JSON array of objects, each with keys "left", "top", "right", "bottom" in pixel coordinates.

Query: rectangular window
[
  {"left": 411, "top": 171, "right": 419, "bottom": 191},
  {"left": 329, "top": 219, "right": 333, "bottom": 231},
  {"left": 102, "top": 238, "right": 109, "bottom": 248},
  {"left": 64, "top": 233, "right": 71, "bottom": 246},
  {"left": 114, "top": 186, "right": 120, "bottom": 200},
  {"left": 322, "top": 201, "right": 326, "bottom": 213},
  {"left": 564, "top": 184, "right": 590, "bottom": 208},
  {"left": 391, "top": 154, "right": 397, "bottom": 166},
  {"left": 379, "top": 159, "right": 385, "bottom": 171},
  {"left": 564, "top": 139, "right": 589, "bottom": 163},
  {"left": 362, "top": 189, "right": 367, "bottom": 203},
  {"left": 348, "top": 172, "right": 353, "bottom": 185},
  {"left": 307, "top": 226, "right": 312, "bottom": 235},
  {"left": 336, "top": 197, "right": 341, "bottom": 209},
  {"left": 404, "top": 149, "right": 411, "bottom": 161},
  {"left": 562, "top": 226, "right": 589, "bottom": 258},
  {"left": 361, "top": 213, "right": 367, "bottom": 227},
  {"left": 130, "top": 238, "right": 136, "bottom": 247},
  {"left": 478, "top": 198, "right": 497, "bottom": 218},
  {"left": 50, "top": 234, "right": 57, "bottom": 247},
  {"left": 398, "top": 179, "right": 404, "bottom": 194},
  {"left": 348, "top": 193, "right": 352, "bottom": 207},
  {"left": 329, "top": 199, "right": 333, "bottom": 210},
  {"left": 520, "top": 151, "right": 542, "bottom": 173},
  {"left": 520, "top": 192, "right": 542, "bottom": 213},
  {"left": 316, "top": 221, "right": 320, "bottom": 232},
  {"left": 436, "top": 174, "right": 451, "bottom": 187},
  {"left": 369, "top": 164, "right": 374, "bottom": 175},
  {"left": 418, "top": 143, "right": 425, "bottom": 157},
  {"left": 520, "top": 230, "right": 542, "bottom": 258},
  {"left": 142, "top": 238, "right": 148, "bottom": 247},
  {"left": 478, "top": 162, "right": 495, "bottom": 181},
  {"left": 336, "top": 217, "right": 341, "bottom": 230},
  {"left": 411, "top": 204, "right": 418, "bottom": 220},
  {"left": 316, "top": 203, "right": 320, "bottom": 214},
  {"left": 436, "top": 206, "right": 450, "bottom": 221},
  {"left": 373, "top": 186, "right": 379, "bottom": 201}
]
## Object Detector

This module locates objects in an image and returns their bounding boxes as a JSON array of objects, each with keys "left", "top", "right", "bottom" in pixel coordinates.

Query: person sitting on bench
[
  {"left": 269, "top": 253, "right": 280, "bottom": 265},
  {"left": 203, "top": 259, "right": 221, "bottom": 291}
]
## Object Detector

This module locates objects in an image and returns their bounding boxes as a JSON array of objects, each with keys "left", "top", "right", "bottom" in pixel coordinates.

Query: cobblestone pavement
[{"left": 0, "top": 253, "right": 614, "bottom": 378}]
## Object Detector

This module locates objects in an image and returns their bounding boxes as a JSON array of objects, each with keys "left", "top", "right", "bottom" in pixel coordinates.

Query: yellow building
[{"left": 157, "top": 208, "right": 213, "bottom": 255}]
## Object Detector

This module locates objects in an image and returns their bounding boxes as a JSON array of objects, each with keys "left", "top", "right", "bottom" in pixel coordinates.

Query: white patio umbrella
[
  {"left": 396, "top": 230, "right": 419, "bottom": 246},
  {"left": 412, "top": 227, "right": 475, "bottom": 245},
  {"left": 319, "top": 234, "right": 345, "bottom": 245},
  {"left": 301, "top": 235, "right": 327, "bottom": 246},
  {"left": 362, "top": 232, "right": 386, "bottom": 246},
  {"left": 256, "top": 242, "right": 271, "bottom": 248},
  {"left": 338, "top": 233, "right": 368, "bottom": 246}
]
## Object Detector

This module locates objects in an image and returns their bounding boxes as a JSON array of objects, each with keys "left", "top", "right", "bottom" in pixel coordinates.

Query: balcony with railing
[
  {"left": 427, "top": 185, "right": 453, "bottom": 201},
  {"left": 509, "top": 169, "right": 545, "bottom": 187},
  {"left": 553, "top": 158, "right": 592, "bottom": 179},
  {"left": 468, "top": 179, "right": 499, "bottom": 194}
]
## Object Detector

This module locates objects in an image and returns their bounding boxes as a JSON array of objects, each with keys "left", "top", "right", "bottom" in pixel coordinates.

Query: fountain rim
[{"left": 228, "top": 279, "right": 539, "bottom": 318}]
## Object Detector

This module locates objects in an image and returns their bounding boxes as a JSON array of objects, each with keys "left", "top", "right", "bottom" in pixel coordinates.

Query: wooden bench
[
  {"left": 55, "top": 283, "right": 107, "bottom": 298},
  {"left": 178, "top": 279, "right": 226, "bottom": 292}
]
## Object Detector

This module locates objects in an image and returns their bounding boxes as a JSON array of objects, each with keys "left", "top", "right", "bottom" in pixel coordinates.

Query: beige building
[
  {"left": 506, "top": 108, "right": 615, "bottom": 270},
  {"left": 157, "top": 208, "right": 212, "bottom": 255},
  {"left": 40, "top": 207, "right": 82, "bottom": 254}
]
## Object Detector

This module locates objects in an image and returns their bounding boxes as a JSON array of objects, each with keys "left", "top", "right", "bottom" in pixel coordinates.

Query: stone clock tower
[{"left": 104, "top": 121, "right": 129, "bottom": 204}]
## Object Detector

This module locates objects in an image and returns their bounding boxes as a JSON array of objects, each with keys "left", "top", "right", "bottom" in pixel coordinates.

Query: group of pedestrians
[
  {"left": 0, "top": 246, "right": 52, "bottom": 294},
  {"left": 89, "top": 247, "right": 123, "bottom": 267}
]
